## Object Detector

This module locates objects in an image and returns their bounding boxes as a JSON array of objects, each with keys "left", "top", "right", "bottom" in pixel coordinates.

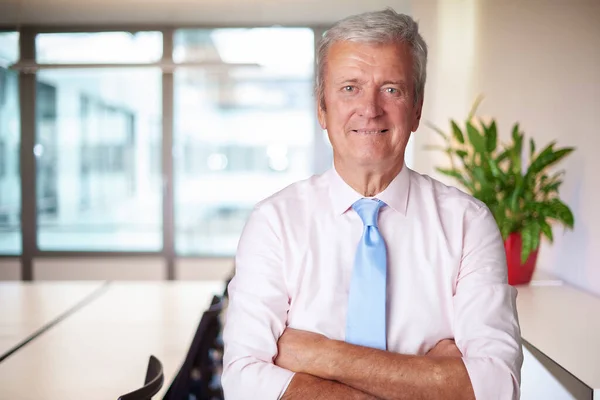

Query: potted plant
[{"left": 426, "top": 99, "right": 575, "bottom": 285}]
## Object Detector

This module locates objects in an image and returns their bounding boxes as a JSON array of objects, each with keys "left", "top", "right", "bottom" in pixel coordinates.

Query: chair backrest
[
  {"left": 163, "top": 297, "right": 224, "bottom": 400},
  {"left": 222, "top": 271, "right": 234, "bottom": 299},
  {"left": 118, "top": 355, "right": 164, "bottom": 400}
]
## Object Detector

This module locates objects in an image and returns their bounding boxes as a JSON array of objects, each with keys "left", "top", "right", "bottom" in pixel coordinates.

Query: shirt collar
[{"left": 327, "top": 163, "right": 411, "bottom": 216}]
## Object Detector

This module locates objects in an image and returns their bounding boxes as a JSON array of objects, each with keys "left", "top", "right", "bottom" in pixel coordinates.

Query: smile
[{"left": 352, "top": 129, "right": 389, "bottom": 134}]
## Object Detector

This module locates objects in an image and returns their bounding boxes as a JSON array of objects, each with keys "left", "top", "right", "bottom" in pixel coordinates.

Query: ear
[
  {"left": 317, "top": 102, "right": 327, "bottom": 130},
  {"left": 411, "top": 97, "right": 424, "bottom": 132}
]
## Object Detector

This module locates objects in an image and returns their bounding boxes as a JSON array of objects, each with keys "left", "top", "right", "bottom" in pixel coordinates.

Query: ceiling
[{"left": 0, "top": 0, "right": 411, "bottom": 27}]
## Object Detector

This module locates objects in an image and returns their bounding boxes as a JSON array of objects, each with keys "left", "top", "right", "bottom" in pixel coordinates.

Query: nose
[{"left": 357, "top": 90, "right": 383, "bottom": 119}]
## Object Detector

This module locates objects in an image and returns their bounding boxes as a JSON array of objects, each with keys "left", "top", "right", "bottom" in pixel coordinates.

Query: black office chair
[
  {"left": 163, "top": 298, "right": 225, "bottom": 400},
  {"left": 210, "top": 294, "right": 221, "bottom": 306},
  {"left": 118, "top": 355, "right": 164, "bottom": 400},
  {"left": 222, "top": 270, "right": 234, "bottom": 299}
]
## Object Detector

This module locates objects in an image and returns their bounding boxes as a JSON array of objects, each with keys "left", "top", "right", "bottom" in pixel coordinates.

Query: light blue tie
[{"left": 345, "top": 198, "right": 387, "bottom": 350}]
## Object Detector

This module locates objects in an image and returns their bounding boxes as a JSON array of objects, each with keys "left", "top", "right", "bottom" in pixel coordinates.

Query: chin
[{"left": 352, "top": 151, "right": 390, "bottom": 166}]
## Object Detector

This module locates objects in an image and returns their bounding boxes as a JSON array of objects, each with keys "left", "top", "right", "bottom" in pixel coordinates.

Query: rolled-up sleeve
[
  {"left": 221, "top": 205, "right": 295, "bottom": 400},
  {"left": 454, "top": 205, "right": 523, "bottom": 400}
]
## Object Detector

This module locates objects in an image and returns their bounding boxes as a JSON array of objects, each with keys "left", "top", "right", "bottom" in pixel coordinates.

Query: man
[{"left": 222, "top": 8, "right": 523, "bottom": 400}]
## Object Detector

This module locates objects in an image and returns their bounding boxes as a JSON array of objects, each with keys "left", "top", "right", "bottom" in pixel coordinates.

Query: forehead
[{"left": 325, "top": 40, "right": 413, "bottom": 80}]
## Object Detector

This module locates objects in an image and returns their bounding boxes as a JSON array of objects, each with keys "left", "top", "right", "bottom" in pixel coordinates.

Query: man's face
[{"left": 318, "top": 40, "right": 422, "bottom": 169}]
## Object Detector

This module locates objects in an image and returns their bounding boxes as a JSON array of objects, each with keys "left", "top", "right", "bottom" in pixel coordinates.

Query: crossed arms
[
  {"left": 277, "top": 329, "right": 473, "bottom": 400},
  {"left": 221, "top": 206, "right": 523, "bottom": 400}
]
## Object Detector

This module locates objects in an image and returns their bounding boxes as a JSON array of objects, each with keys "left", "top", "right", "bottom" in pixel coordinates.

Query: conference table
[
  {"left": 0, "top": 280, "right": 225, "bottom": 400},
  {"left": 0, "top": 281, "right": 106, "bottom": 360}
]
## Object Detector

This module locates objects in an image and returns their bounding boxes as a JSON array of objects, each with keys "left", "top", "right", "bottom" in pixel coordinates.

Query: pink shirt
[{"left": 222, "top": 165, "right": 523, "bottom": 400}]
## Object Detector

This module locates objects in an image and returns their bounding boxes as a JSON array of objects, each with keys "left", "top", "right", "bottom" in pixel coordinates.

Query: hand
[
  {"left": 426, "top": 339, "right": 463, "bottom": 358},
  {"left": 275, "top": 328, "right": 328, "bottom": 374}
]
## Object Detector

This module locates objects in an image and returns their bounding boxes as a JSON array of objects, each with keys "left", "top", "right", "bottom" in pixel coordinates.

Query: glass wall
[
  {"left": 0, "top": 32, "right": 21, "bottom": 254},
  {"left": 173, "top": 28, "right": 315, "bottom": 255},
  {"left": 36, "top": 67, "right": 163, "bottom": 251},
  {"left": 1, "top": 28, "right": 322, "bottom": 258}
]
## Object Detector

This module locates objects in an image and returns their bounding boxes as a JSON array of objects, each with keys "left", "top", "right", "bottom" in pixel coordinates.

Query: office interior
[{"left": 0, "top": 0, "right": 599, "bottom": 399}]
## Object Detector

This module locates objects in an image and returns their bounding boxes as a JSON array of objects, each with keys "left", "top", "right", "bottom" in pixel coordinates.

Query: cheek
[
  {"left": 327, "top": 104, "right": 352, "bottom": 128},
  {"left": 387, "top": 106, "right": 416, "bottom": 129}
]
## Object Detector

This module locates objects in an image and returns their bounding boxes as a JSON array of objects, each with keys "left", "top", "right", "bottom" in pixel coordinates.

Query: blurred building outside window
[
  {"left": 1, "top": 28, "right": 331, "bottom": 257},
  {"left": 35, "top": 32, "right": 163, "bottom": 251},
  {"left": 173, "top": 28, "right": 319, "bottom": 255}
]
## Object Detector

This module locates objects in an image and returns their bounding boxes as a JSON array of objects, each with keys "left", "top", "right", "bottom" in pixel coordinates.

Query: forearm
[
  {"left": 281, "top": 373, "right": 380, "bottom": 400},
  {"left": 315, "top": 340, "right": 475, "bottom": 400}
]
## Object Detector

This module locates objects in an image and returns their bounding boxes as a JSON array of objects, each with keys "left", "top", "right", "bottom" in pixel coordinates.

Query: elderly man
[{"left": 222, "top": 8, "right": 522, "bottom": 400}]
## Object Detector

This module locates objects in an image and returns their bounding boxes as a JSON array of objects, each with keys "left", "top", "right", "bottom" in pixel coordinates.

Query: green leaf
[
  {"left": 455, "top": 150, "right": 468, "bottom": 159},
  {"left": 496, "top": 149, "right": 510, "bottom": 164},
  {"left": 510, "top": 124, "right": 524, "bottom": 174},
  {"left": 435, "top": 167, "right": 475, "bottom": 192},
  {"left": 531, "top": 224, "right": 541, "bottom": 257},
  {"left": 467, "top": 94, "right": 484, "bottom": 120},
  {"left": 487, "top": 157, "right": 505, "bottom": 180},
  {"left": 527, "top": 141, "right": 555, "bottom": 172},
  {"left": 466, "top": 122, "right": 486, "bottom": 153},
  {"left": 512, "top": 123, "right": 521, "bottom": 143},
  {"left": 484, "top": 120, "right": 498, "bottom": 152},
  {"left": 510, "top": 177, "right": 524, "bottom": 212},
  {"left": 499, "top": 219, "right": 513, "bottom": 241},
  {"left": 425, "top": 121, "right": 449, "bottom": 141},
  {"left": 520, "top": 225, "right": 535, "bottom": 264},
  {"left": 423, "top": 145, "right": 448, "bottom": 152},
  {"left": 540, "top": 220, "right": 554, "bottom": 242},
  {"left": 529, "top": 138, "right": 536, "bottom": 158},
  {"left": 451, "top": 120, "right": 465, "bottom": 144},
  {"left": 520, "top": 223, "right": 540, "bottom": 264},
  {"left": 542, "top": 180, "right": 563, "bottom": 194},
  {"left": 527, "top": 147, "right": 574, "bottom": 177},
  {"left": 547, "top": 170, "right": 565, "bottom": 183},
  {"left": 472, "top": 166, "right": 489, "bottom": 184},
  {"left": 546, "top": 199, "right": 575, "bottom": 228}
]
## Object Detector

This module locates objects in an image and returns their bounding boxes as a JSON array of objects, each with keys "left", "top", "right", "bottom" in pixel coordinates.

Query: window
[
  {"left": 0, "top": 32, "right": 21, "bottom": 255},
  {"left": 36, "top": 32, "right": 163, "bottom": 64},
  {"left": 36, "top": 68, "right": 162, "bottom": 251},
  {"left": 173, "top": 28, "right": 315, "bottom": 256}
]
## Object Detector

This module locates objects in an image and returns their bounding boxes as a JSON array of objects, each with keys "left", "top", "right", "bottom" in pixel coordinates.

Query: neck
[{"left": 334, "top": 157, "right": 405, "bottom": 197}]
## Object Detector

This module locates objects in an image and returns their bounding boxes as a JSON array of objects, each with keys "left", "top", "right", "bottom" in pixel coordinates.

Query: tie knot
[{"left": 352, "top": 198, "right": 385, "bottom": 227}]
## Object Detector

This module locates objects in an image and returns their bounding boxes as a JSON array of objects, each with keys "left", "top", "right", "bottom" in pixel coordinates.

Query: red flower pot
[{"left": 504, "top": 232, "right": 539, "bottom": 285}]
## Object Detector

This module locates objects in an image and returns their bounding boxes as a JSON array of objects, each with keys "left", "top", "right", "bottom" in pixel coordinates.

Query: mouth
[{"left": 352, "top": 129, "right": 389, "bottom": 134}]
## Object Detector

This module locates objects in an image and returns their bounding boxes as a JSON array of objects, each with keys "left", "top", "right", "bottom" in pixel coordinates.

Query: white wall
[{"left": 412, "top": 0, "right": 600, "bottom": 297}]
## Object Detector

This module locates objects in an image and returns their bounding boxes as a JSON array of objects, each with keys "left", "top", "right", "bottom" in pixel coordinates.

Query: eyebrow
[
  {"left": 335, "top": 78, "right": 365, "bottom": 85},
  {"left": 381, "top": 80, "right": 408, "bottom": 89},
  {"left": 334, "top": 78, "right": 409, "bottom": 89}
]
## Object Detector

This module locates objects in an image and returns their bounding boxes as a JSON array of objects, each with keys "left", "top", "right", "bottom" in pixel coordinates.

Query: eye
[
  {"left": 342, "top": 85, "right": 355, "bottom": 92},
  {"left": 384, "top": 87, "right": 399, "bottom": 94}
]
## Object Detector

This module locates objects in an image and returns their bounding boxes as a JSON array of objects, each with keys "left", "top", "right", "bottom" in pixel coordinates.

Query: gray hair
[{"left": 316, "top": 8, "right": 428, "bottom": 110}]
